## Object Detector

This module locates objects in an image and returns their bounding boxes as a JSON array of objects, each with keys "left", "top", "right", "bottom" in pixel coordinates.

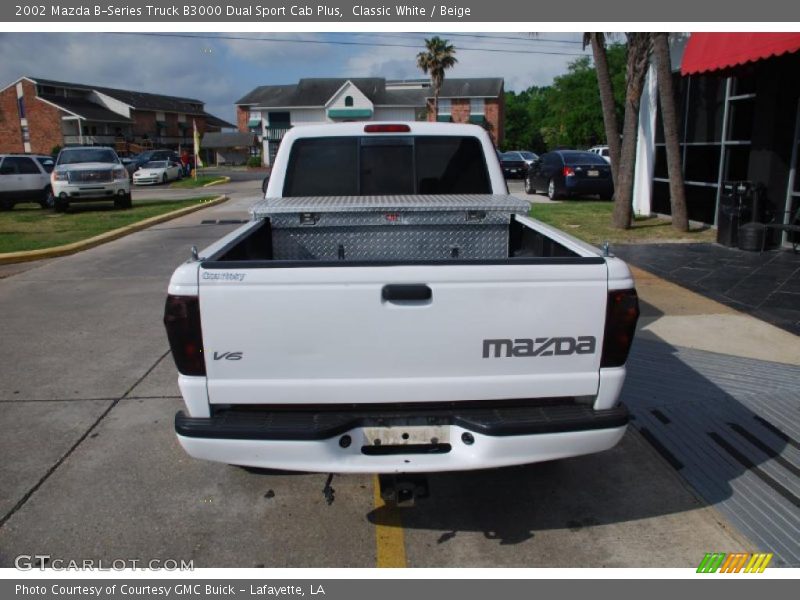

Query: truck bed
[{"left": 204, "top": 194, "right": 602, "bottom": 267}]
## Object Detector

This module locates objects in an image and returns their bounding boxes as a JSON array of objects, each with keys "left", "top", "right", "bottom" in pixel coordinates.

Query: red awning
[{"left": 681, "top": 32, "right": 800, "bottom": 75}]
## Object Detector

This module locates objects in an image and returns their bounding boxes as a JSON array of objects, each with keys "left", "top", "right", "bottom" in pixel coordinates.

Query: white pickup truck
[{"left": 164, "top": 122, "right": 639, "bottom": 475}]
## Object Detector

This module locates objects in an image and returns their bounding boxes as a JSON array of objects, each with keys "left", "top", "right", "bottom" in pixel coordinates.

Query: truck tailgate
[{"left": 199, "top": 262, "right": 608, "bottom": 406}]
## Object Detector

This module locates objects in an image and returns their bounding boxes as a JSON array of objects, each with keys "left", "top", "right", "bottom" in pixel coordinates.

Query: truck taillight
[
  {"left": 164, "top": 295, "right": 206, "bottom": 376},
  {"left": 601, "top": 289, "right": 639, "bottom": 368}
]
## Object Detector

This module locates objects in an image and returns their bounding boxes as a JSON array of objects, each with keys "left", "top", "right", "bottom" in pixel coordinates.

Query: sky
[{"left": 0, "top": 32, "right": 588, "bottom": 123}]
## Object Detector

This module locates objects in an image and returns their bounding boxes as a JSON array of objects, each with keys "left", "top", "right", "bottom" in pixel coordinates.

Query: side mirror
[{"left": 261, "top": 175, "right": 270, "bottom": 195}]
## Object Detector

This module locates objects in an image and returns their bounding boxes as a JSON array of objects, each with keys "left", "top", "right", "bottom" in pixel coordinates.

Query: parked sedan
[
  {"left": 131, "top": 150, "right": 180, "bottom": 172},
  {"left": 120, "top": 157, "right": 138, "bottom": 179},
  {"left": 499, "top": 151, "right": 529, "bottom": 179},
  {"left": 507, "top": 150, "right": 539, "bottom": 167},
  {"left": 525, "top": 150, "right": 613, "bottom": 200},
  {"left": 132, "top": 160, "right": 183, "bottom": 185}
]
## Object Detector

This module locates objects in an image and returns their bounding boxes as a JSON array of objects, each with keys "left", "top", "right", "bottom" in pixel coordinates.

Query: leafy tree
[{"left": 502, "top": 44, "right": 626, "bottom": 153}]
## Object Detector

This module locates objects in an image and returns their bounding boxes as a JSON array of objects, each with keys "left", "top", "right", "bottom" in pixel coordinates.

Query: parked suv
[
  {"left": 51, "top": 147, "right": 131, "bottom": 211},
  {"left": 0, "top": 154, "right": 55, "bottom": 210},
  {"left": 588, "top": 145, "right": 611, "bottom": 163}
]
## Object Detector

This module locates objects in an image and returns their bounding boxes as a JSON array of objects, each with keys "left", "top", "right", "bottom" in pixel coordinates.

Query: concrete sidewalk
[{"left": 632, "top": 265, "right": 800, "bottom": 365}]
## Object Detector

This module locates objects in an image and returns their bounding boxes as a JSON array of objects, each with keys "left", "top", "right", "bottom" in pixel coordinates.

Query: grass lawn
[
  {"left": 170, "top": 175, "right": 227, "bottom": 189},
  {"left": 0, "top": 197, "right": 216, "bottom": 254},
  {"left": 530, "top": 201, "right": 716, "bottom": 246}
]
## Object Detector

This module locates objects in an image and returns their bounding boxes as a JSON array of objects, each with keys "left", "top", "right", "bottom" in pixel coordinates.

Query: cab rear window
[
  {"left": 283, "top": 136, "right": 491, "bottom": 196},
  {"left": 562, "top": 151, "right": 608, "bottom": 166}
]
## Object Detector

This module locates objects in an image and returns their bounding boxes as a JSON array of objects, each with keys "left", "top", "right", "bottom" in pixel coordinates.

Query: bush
[
  {"left": 247, "top": 156, "right": 262, "bottom": 168},
  {"left": 51, "top": 145, "right": 62, "bottom": 157}
]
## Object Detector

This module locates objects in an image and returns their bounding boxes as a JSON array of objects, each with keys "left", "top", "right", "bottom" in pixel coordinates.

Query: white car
[
  {"left": 51, "top": 147, "right": 131, "bottom": 211},
  {"left": 0, "top": 154, "right": 55, "bottom": 210},
  {"left": 589, "top": 145, "right": 611, "bottom": 163},
  {"left": 133, "top": 160, "right": 183, "bottom": 185}
]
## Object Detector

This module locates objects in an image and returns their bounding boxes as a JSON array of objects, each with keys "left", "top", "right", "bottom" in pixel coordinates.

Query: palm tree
[
  {"left": 653, "top": 33, "right": 689, "bottom": 232},
  {"left": 584, "top": 33, "right": 621, "bottom": 189},
  {"left": 416, "top": 37, "right": 458, "bottom": 120},
  {"left": 613, "top": 33, "right": 651, "bottom": 230}
]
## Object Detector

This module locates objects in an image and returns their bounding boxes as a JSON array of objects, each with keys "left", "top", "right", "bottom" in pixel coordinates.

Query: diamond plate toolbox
[{"left": 251, "top": 194, "right": 530, "bottom": 261}]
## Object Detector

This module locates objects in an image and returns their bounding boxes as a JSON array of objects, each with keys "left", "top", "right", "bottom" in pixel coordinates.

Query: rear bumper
[
  {"left": 563, "top": 178, "right": 613, "bottom": 195},
  {"left": 175, "top": 403, "right": 628, "bottom": 473}
]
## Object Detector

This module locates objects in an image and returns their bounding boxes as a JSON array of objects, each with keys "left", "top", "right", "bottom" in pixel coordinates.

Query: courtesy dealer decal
[
  {"left": 202, "top": 272, "right": 246, "bottom": 282},
  {"left": 16, "top": 584, "right": 324, "bottom": 596}
]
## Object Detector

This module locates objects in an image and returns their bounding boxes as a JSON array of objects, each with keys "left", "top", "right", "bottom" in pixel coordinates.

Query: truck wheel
[
  {"left": 524, "top": 177, "right": 533, "bottom": 195},
  {"left": 114, "top": 194, "right": 132, "bottom": 210},
  {"left": 40, "top": 186, "right": 54, "bottom": 209}
]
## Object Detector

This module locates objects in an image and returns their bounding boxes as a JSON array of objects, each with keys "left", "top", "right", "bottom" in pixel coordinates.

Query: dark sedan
[
  {"left": 131, "top": 149, "right": 180, "bottom": 171},
  {"left": 525, "top": 150, "right": 613, "bottom": 200},
  {"left": 499, "top": 151, "right": 529, "bottom": 179}
]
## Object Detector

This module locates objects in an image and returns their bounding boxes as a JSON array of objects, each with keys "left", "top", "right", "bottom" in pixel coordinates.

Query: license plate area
[
  {"left": 587, "top": 170, "right": 599, "bottom": 177},
  {"left": 363, "top": 425, "right": 450, "bottom": 446}
]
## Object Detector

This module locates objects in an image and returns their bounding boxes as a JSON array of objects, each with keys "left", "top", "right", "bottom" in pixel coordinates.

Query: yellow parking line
[{"left": 372, "top": 475, "right": 407, "bottom": 568}]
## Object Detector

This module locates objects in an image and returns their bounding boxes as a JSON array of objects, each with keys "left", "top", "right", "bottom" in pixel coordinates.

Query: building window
[
  {"left": 470, "top": 98, "right": 485, "bottom": 115},
  {"left": 21, "top": 126, "right": 30, "bottom": 143},
  {"left": 17, "top": 97, "right": 25, "bottom": 119},
  {"left": 344, "top": 96, "right": 354, "bottom": 107},
  {"left": 652, "top": 73, "right": 758, "bottom": 225},
  {"left": 438, "top": 99, "right": 452, "bottom": 115}
]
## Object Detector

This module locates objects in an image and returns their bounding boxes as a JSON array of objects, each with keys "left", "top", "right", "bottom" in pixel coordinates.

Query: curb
[
  {"left": 203, "top": 176, "right": 230, "bottom": 188},
  {"left": 0, "top": 195, "right": 228, "bottom": 265}
]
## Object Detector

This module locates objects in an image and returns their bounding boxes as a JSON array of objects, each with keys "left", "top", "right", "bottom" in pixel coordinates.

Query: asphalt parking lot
[{"left": 0, "top": 175, "right": 777, "bottom": 568}]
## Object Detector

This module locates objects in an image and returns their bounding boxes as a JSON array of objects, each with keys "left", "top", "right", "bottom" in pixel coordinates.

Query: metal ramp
[{"left": 622, "top": 338, "right": 800, "bottom": 566}]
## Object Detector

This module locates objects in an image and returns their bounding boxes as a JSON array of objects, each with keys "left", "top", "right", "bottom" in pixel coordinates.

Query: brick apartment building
[
  {"left": 0, "top": 76, "right": 235, "bottom": 156},
  {"left": 235, "top": 77, "right": 504, "bottom": 165}
]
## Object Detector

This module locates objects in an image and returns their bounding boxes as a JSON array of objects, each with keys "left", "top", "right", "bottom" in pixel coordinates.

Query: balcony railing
[
  {"left": 64, "top": 133, "right": 199, "bottom": 151},
  {"left": 63, "top": 135, "right": 117, "bottom": 146},
  {"left": 264, "top": 127, "right": 291, "bottom": 141}
]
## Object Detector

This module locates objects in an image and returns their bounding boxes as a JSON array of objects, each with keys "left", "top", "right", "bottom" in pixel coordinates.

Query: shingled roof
[
  {"left": 236, "top": 78, "right": 426, "bottom": 107},
  {"left": 30, "top": 77, "right": 206, "bottom": 113},
  {"left": 236, "top": 77, "right": 504, "bottom": 108},
  {"left": 25, "top": 76, "right": 235, "bottom": 128},
  {"left": 38, "top": 95, "right": 133, "bottom": 123}
]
